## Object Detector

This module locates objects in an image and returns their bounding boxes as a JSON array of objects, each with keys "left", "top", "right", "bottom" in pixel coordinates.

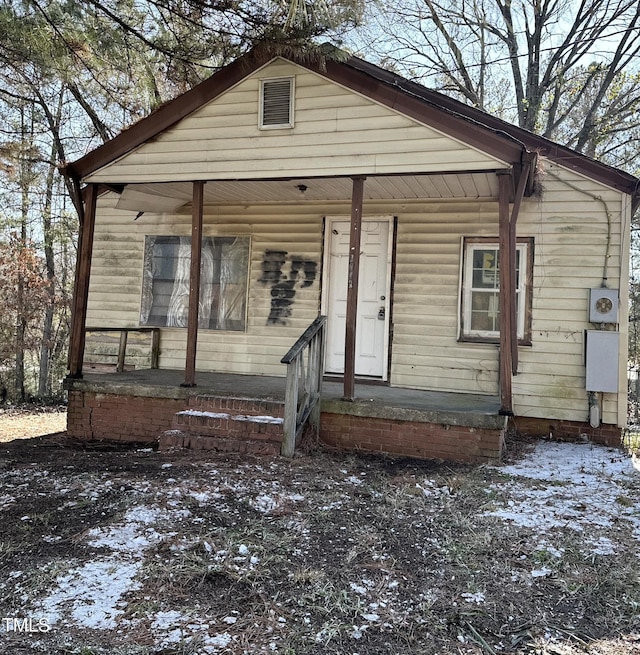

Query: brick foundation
[
  {"left": 71, "top": 391, "right": 609, "bottom": 464},
  {"left": 158, "top": 431, "right": 279, "bottom": 455},
  {"left": 67, "top": 390, "right": 285, "bottom": 453},
  {"left": 319, "top": 411, "right": 505, "bottom": 464},
  {"left": 67, "top": 390, "right": 186, "bottom": 443},
  {"left": 512, "top": 416, "right": 622, "bottom": 447}
]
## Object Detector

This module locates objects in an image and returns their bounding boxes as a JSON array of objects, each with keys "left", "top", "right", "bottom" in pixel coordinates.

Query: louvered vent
[{"left": 261, "top": 78, "right": 293, "bottom": 128}]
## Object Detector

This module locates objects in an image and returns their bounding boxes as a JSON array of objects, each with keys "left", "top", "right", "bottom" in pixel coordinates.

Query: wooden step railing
[{"left": 280, "top": 315, "right": 327, "bottom": 457}]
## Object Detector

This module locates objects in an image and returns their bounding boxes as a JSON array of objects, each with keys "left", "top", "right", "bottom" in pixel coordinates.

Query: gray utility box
[
  {"left": 585, "top": 330, "right": 620, "bottom": 392},
  {"left": 589, "top": 288, "right": 619, "bottom": 323}
]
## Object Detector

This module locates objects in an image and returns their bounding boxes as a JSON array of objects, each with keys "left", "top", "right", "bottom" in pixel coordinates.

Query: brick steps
[{"left": 158, "top": 394, "right": 285, "bottom": 454}]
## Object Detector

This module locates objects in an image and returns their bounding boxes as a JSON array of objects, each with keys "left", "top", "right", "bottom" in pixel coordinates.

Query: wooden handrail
[
  {"left": 281, "top": 315, "right": 327, "bottom": 364},
  {"left": 281, "top": 316, "right": 327, "bottom": 457}
]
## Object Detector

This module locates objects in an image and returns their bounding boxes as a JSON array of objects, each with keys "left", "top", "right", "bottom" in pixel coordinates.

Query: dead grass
[
  {"left": 0, "top": 406, "right": 66, "bottom": 442},
  {"left": 0, "top": 422, "right": 638, "bottom": 654}
]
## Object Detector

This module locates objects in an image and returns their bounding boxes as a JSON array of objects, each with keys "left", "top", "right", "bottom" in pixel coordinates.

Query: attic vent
[{"left": 260, "top": 77, "right": 294, "bottom": 129}]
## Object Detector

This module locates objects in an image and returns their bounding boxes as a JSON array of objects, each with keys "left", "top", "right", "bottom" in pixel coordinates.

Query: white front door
[{"left": 324, "top": 217, "right": 392, "bottom": 378}]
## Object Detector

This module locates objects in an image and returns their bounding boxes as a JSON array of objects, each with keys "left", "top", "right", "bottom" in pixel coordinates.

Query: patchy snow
[
  {"left": 486, "top": 441, "right": 640, "bottom": 556},
  {"left": 86, "top": 506, "right": 174, "bottom": 553},
  {"left": 350, "top": 582, "right": 367, "bottom": 595},
  {"left": 0, "top": 494, "right": 16, "bottom": 509},
  {"left": 252, "top": 493, "right": 278, "bottom": 513},
  {"left": 176, "top": 410, "right": 283, "bottom": 424},
  {"left": 248, "top": 491, "right": 306, "bottom": 513},
  {"left": 151, "top": 610, "right": 233, "bottom": 652},
  {"left": 37, "top": 504, "right": 184, "bottom": 631},
  {"left": 4, "top": 438, "right": 639, "bottom": 654},
  {"left": 40, "top": 558, "right": 142, "bottom": 629},
  {"left": 461, "top": 591, "right": 485, "bottom": 604}
]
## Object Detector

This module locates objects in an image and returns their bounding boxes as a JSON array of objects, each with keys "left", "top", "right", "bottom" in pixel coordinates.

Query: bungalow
[{"left": 62, "top": 48, "right": 640, "bottom": 463}]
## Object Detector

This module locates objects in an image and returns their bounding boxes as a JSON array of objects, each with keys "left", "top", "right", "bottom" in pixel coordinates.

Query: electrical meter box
[
  {"left": 585, "top": 330, "right": 619, "bottom": 392},
  {"left": 589, "top": 288, "right": 619, "bottom": 323}
]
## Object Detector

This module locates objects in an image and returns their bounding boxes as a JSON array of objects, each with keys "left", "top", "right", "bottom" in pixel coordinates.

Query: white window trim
[
  {"left": 461, "top": 241, "right": 529, "bottom": 341},
  {"left": 259, "top": 77, "right": 295, "bottom": 130}
]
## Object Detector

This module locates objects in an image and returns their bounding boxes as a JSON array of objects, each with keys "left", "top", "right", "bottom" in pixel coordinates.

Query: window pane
[
  {"left": 470, "top": 290, "right": 500, "bottom": 332},
  {"left": 141, "top": 236, "right": 249, "bottom": 331},
  {"left": 472, "top": 248, "right": 499, "bottom": 289},
  {"left": 462, "top": 240, "right": 530, "bottom": 340}
]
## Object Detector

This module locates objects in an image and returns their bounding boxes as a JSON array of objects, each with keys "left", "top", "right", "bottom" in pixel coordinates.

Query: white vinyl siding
[
  {"left": 513, "top": 163, "right": 626, "bottom": 427},
  {"left": 85, "top": 59, "right": 508, "bottom": 184},
  {"left": 391, "top": 200, "right": 501, "bottom": 395}
]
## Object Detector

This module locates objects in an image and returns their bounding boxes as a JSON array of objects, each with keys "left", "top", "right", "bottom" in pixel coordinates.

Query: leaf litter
[{"left": 0, "top": 433, "right": 639, "bottom": 654}]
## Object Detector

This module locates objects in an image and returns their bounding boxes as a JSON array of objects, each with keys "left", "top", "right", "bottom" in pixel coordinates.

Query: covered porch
[
  {"left": 63, "top": 169, "right": 529, "bottom": 463},
  {"left": 64, "top": 163, "right": 535, "bottom": 464},
  {"left": 61, "top": 50, "right": 545, "bottom": 463}
]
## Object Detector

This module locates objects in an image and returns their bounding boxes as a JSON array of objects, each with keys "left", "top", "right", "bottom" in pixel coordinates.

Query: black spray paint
[{"left": 259, "top": 250, "right": 317, "bottom": 325}]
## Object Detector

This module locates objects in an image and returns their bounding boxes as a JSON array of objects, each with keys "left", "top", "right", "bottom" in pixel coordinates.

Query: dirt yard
[{"left": 0, "top": 410, "right": 639, "bottom": 655}]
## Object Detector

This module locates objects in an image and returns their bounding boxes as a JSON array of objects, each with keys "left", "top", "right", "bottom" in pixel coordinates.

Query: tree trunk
[
  {"left": 38, "top": 93, "right": 64, "bottom": 398},
  {"left": 15, "top": 103, "right": 31, "bottom": 402}
]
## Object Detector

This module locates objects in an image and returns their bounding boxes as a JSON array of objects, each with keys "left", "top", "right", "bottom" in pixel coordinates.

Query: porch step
[
  {"left": 158, "top": 393, "right": 285, "bottom": 454},
  {"left": 188, "top": 393, "right": 285, "bottom": 419}
]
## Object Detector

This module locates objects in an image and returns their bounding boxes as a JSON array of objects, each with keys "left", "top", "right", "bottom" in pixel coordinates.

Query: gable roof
[{"left": 65, "top": 48, "right": 640, "bottom": 206}]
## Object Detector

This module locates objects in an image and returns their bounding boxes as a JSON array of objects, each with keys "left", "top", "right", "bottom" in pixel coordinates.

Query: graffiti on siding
[{"left": 259, "top": 250, "right": 317, "bottom": 325}]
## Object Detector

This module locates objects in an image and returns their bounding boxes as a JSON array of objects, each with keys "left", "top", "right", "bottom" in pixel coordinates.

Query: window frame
[
  {"left": 259, "top": 77, "right": 295, "bottom": 130},
  {"left": 139, "top": 235, "right": 251, "bottom": 332},
  {"left": 459, "top": 236, "right": 533, "bottom": 345}
]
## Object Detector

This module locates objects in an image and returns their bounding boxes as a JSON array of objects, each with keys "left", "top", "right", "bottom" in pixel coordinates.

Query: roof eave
[
  {"left": 65, "top": 47, "right": 639, "bottom": 201},
  {"left": 65, "top": 50, "right": 273, "bottom": 181},
  {"left": 334, "top": 54, "right": 639, "bottom": 198}
]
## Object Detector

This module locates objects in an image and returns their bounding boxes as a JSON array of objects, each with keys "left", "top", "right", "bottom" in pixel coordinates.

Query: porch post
[
  {"left": 68, "top": 183, "right": 98, "bottom": 378},
  {"left": 183, "top": 180, "right": 205, "bottom": 387},
  {"left": 509, "top": 201, "right": 519, "bottom": 375},
  {"left": 509, "top": 157, "right": 533, "bottom": 375},
  {"left": 343, "top": 176, "right": 365, "bottom": 401},
  {"left": 498, "top": 171, "right": 514, "bottom": 415}
]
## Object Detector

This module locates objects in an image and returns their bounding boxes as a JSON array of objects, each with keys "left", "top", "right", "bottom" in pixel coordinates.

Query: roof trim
[
  {"left": 65, "top": 48, "right": 639, "bottom": 202},
  {"left": 64, "top": 51, "right": 273, "bottom": 181},
  {"left": 335, "top": 55, "right": 640, "bottom": 198}
]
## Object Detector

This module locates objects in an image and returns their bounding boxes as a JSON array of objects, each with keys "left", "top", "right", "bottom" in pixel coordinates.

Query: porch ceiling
[{"left": 113, "top": 172, "right": 500, "bottom": 212}]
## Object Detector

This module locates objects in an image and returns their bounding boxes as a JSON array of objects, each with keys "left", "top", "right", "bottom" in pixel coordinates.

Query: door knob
[{"left": 378, "top": 307, "right": 385, "bottom": 320}]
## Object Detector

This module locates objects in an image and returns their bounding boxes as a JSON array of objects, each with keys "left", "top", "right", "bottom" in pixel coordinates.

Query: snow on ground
[
  {"left": 486, "top": 441, "right": 640, "bottom": 555},
  {"left": 40, "top": 558, "right": 142, "bottom": 630},
  {"left": 1, "top": 439, "right": 639, "bottom": 653}
]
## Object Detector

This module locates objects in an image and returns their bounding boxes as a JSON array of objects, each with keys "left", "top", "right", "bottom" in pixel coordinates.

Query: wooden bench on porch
[{"left": 84, "top": 327, "right": 160, "bottom": 373}]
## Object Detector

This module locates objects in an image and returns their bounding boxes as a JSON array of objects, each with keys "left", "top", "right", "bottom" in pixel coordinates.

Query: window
[
  {"left": 140, "top": 236, "right": 249, "bottom": 331},
  {"left": 460, "top": 237, "right": 533, "bottom": 342},
  {"left": 260, "top": 77, "right": 294, "bottom": 129}
]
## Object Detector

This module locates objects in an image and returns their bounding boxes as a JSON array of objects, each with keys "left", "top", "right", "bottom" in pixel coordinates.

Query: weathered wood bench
[{"left": 84, "top": 328, "right": 160, "bottom": 373}]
